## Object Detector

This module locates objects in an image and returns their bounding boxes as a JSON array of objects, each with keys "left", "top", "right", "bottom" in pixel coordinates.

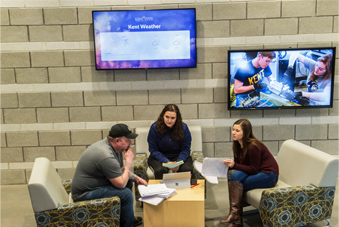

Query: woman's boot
[{"left": 220, "top": 181, "right": 243, "bottom": 226}]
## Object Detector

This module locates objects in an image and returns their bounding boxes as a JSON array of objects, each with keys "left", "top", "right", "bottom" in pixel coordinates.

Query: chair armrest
[
  {"left": 133, "top": 153, "right": 149, "bottom": 181},
  {"left": 34, "top": 197, "right": 121, "bottom": 226},
  {"left": 62, "top": 180, "right": 72, "bottom": 194},
  {"left": 191, "top": 151, "right": 205, "bottom": 179},
  {"left": 259, "top": 185, "right": 336, "bottom": 226}
]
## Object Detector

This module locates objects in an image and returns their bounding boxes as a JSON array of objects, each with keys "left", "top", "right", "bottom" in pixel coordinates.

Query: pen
[{"left": 191, "top": 183, "right": 199, "bottom": 188}]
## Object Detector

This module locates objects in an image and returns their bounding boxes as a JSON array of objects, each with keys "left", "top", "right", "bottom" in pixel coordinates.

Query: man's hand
[
  {"left": 136, "top": 177, "right": 148, "bottom": 186},
  {"left": 123, "top": 148, "right": 134, "bottom": 169},
  {"left": 253, "top": 82, "right": 268, "bottom": 89}
]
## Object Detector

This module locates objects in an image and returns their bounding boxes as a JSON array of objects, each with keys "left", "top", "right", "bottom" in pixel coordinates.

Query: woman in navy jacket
[{"left": 147, "top": 104, "right": 193, "bottom": 179}]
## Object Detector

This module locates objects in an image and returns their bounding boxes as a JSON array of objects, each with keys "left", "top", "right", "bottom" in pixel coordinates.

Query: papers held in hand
[
  {"left": 193, "top": 157, "right": 229, "bottom": 184},
  {"left": 162, "top": 160, "right": 184, "bottom": 168},
  {"left": 138, "top": 184, "right": 176, "bottom": 206}
]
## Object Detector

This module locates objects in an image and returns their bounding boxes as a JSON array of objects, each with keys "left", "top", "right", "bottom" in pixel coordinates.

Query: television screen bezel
[
  {"left": 227, "top": 47, "right": 336, "bottom": 110},
  {"left": 92, "top": 8, "right": 197, "bottom": 70}
]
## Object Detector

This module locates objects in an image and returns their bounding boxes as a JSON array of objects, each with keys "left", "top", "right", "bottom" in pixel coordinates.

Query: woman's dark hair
[
  {"left": 156, "top": 104, "right": 183, "bottom": 141},
  {"left": 232, "top": 119, "right": 262, "bottom": 158},
  {"left": 310, "top": 53, "right": 333, "bottom": 88}
]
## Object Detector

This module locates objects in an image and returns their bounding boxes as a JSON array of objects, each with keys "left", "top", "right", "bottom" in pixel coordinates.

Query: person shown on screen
[
  {"left": 220, "top": 119, "right": 279, "bottom": 226},
  {"left": 283, "top": 52, "right": 333, "bottom": 105},
  {"left": 147, "top": 104, "right": 193, "bottom": 179},
  {"left": 233, "top": 51, "right": 276, "bottom": 106},
  {"left": 71, "top": 123, "right": 147, "bottom": 227}
]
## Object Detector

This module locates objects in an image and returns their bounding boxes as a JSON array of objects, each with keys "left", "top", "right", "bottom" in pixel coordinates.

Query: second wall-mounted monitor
[
  {"left": 92, "top": 9, "right": 197, "bottom": 70},
  {"left": 227, "top": 47, "right": 336, "bottom": 110}
]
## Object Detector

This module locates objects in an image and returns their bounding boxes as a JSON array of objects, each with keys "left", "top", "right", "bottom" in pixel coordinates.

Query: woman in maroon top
[{"left": 220, "top": 119, "right": 279, "bottom": 226}]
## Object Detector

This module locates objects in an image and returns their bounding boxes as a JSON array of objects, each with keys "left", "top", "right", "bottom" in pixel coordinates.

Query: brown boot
[{"left": 220, "top": 181, "right": 243, "bottom": 226}]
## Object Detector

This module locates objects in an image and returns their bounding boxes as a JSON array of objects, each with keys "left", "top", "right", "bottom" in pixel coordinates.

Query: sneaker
[{"left": 134, "top": 216, "right": 142, "bottom": 226}]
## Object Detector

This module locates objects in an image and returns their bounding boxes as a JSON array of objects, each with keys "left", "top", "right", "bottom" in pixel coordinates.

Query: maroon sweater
[{"left": 233, "top": 142, "right": 279, "bottom": 176}]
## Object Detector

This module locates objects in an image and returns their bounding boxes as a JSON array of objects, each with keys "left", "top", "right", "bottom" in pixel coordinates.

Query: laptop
[{"left": 162, "top": 171, "right": 191, "bottom": 189}]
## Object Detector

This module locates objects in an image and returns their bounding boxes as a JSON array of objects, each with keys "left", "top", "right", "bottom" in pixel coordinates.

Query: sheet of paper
[
  {"left": 162, "top": 160, "right": 184, "bottom": 168},
  {"left": 139, "top": 195, "right": 165, "bottom": 206},
  {"left": 193, "top": 160, "right": 219, "bottom": 184},
  {"left": 138, "top": 184, "right": 171, "bottom": 197},
  {"left": 202, "top": 157, "right": 228, "bottom": 178}
]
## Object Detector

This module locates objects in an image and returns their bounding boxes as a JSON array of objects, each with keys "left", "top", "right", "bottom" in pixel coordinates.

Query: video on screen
[{"left": 228, "top": 48, "right": 335, "bottom": 109}]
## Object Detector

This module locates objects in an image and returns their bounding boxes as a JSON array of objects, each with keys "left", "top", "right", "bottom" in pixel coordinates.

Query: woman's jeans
[
  {"left": 230, "top": 170, "right": 278, "bottom": 192},
  {"left": 77, "top": 181, "right": 134, "bottom": 227}
]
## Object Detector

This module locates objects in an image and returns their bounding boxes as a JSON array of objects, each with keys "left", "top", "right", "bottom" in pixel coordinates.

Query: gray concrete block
[
  {"left": 56, "top": 146, "right": 86, "bottom": 161},
  {"left": 23, "top": 147, "right": 56, "bottom": 162},
  {"left": 84, "top": 90, "right": 116, "bottom": 106},
  {"left": 29, "top": 25, "right": 63, "bottom": 42},
  {"left": 149, "top": 89, "right": 181, "bottom": 104},
  {"left": 81, "top": 66, "right": 114, "bottom": 82},
  {"left": 1, "top": 147, "right": 23, "bottom": 162},
  {"left": 4, "top": 108, "right": 36, "bottom": 124},
  {"left": 263, "top": 125, "right": 295, "bottom": 141},
  {"left": 296, "top": 124, "right": 328, "bottom": 140},
  {"left": 180, "top": 64, "right": 212, "bottom": 80},
  {"left": 102, "top": 106, "right": 134, "bottom": 121},
  {"left": 299, "top": 17, "right": 333, "bottom": 34},
  {"left": 18, "top": 92, "right": 51, "bottom": 108},
  {"left": 69, "top": 107, "right": 101, "bottom": 122},
  {"left": 182, "top": 88, "right": 213, "bottom": 103},
  {"left": 117, "top": 90, "right": 148, "bottom": 105},
  {"left": 39, "top": 131, "right": 71, "bottom": 146},
  {"left": 51, "top": 91, "right": 84, "bottom": 107},
  {"left": 49, "top": 67, "right": 81, "bottom": 83},
  {"left": 1, "top": 52, "right": 30, "bottom": 68},
  {"left": 197, "top": 20, "right": 229, "bottom": 38},
  {"left": 9, "top": 8, "right": 43, "bottom": 25},
  {"left": 202, "top": 126, "right": 230, "bottom": 142},
  {"left": 282, "top": 0, "right": 316, "bottom": 17},
  {"left": 213, "top": 2, "right": 246, "bottom": 20},
  {"left": 71, "top": 130, "right": 102, "bottom": 146},
  {"left": 37, "top": 108, "right": 69, "bottom": 123},
  {"left": 247, "top": 1, "right": 280, "bottom": 19},
  {"left": 1, "top": 69, "right": 15, "bottom": 84},
  {"left": 63, "top": 24, "right": 93, "bottom": 41},
  {"left": 7, "top": 131, "right": 38, "bottom": 147},
  {"left": 1, "top": 93, "right": 18, "bottom": 108},
  {"left": 16, "top": 68, "right": 49, "bottom": 84},
  {"left": 1, "top": 170, "right": 27, "bottom": 185},
  {"left": 1, "top": 26, "right": 28, "bottom": 43},
  {"left": 231, "top": 19, "right": 264, "bottom": 37},
  {"left": 199, "top": 103, "right": 229, "bottom": 119},
  {"left": 44, "top": 8, "right": 77, "bottom": 25},
  {"left": 64, "top": 50, "right": 94, "bottom": 66},
  {"left": 31, "top": 51, "right": 64, "bottom": 67}
]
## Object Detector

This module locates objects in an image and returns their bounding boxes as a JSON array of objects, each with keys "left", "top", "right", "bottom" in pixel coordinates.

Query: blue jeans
[
  {"left": 78, "top": 181, "right": 134, "bottom": 227},
  {"left": 230, "top": 170, "right": 278, "bottom": 192}
]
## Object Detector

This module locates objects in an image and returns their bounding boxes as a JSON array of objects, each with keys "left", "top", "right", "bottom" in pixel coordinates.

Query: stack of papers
[
  {"left": 138, "top": 184, "right": 176, "bottom": 206},
  {"left": 193, "top": 157, "right": 229, "bottom": 184}
]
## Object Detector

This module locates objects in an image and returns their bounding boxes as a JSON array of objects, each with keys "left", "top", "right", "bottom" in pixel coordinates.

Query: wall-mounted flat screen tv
[
  {"left": 92, "top": 9, "right": 197, "bottom": 70},
  {"left": 227, "top": 47, "right": 336, "bottom": 110}
]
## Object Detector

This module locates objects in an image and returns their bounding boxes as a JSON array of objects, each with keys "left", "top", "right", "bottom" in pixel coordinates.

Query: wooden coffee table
[{"left": 143, "top": 179, "right": 205, "bottom": 227}]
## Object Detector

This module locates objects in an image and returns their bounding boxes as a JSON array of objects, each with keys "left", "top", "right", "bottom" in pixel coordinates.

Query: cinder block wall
[{"left": 1, "top": 0, "right": 338, "bottom": 185}]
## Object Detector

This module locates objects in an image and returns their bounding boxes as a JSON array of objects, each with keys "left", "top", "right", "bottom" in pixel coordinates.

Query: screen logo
[{"left": 135, "top": 16, "right": 153, "bottom": 22}]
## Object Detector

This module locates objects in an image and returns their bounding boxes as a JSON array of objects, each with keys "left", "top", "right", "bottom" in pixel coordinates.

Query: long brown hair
[
  {"left": 309, "top": 53, "right": 333, "bottom": 89},
  {"left": 232, "top": 119, "right": 262, "bottom": 158},
  {"left": 156, "top": 104, "right": 184, "bottom": 141}
]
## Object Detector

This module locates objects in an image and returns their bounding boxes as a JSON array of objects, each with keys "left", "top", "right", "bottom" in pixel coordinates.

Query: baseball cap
[{"left": 109, "top": 124, "right": 138, "bottom": 139}]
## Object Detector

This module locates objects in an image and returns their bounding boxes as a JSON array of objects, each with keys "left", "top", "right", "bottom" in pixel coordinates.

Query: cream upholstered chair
[
  {"left": 133, "top": 125, "right": 204, "bottom": 199},
  {"left": 28, "top": 157, "right": 121, "bottom": 227}
]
